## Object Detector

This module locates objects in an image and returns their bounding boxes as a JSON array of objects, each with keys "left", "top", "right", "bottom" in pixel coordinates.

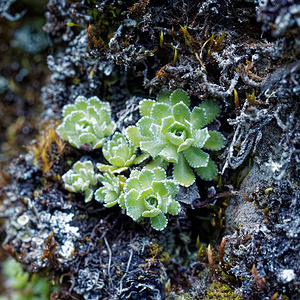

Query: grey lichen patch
[{"left": 1, "top": 0, "right": 299, "bottom": 299}]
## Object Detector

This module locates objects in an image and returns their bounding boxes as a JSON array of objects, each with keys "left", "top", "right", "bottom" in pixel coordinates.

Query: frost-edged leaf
[
  {"left": 170, "top": 89, "right": 190, "bottom": 107},
  {"left": 165, "top": 181, "right": 179, "bottom": 196},
  {"left": 159, "top": 144, "right": 178, "bottom": 163},
  {"left": 183, "top": 147, "right": 209, "bottom": 168},
  {"left": 152, "top": 181, "right": 168, "bottom": 197},
  {"left": 151, "top": 103, "right": 171, "bottom": 124},
  {"left": 157, "top": 89, "right": 171, "bottom": 104},
  {"left": 84, "top": 188, "right": 94, "bottom": 203},
  {"left": 145, "top": 158, "right": 169, "bottom": 170},
  {"left": 195, "top": 159, "right": 218, "bottom": 181},
  {"left": 142, "top": 208, "right": 161, "bottom": 218},
  {"left": 191, "top": 107, "right": 207, "bottom": 129},
  {"left": 150, "top": 213, "right": 168, "bottom": 231},
  {"left": 103, "top": 132, "right": 136, "bottom": 166},
  {"left": 62, "top": 104, "right": 76, "bottom": 117},
  {"left": 125, "top": 177, "right": 140, "bottom": 191},
  {"left": 62, "top": 160, "right": 97, "bottom": 199},
  {"left": 138, "top": 117, "right": 153, "bottom": 137},
  {"left": 133, "top": 152, "right": 149, "bottom": 165},
  {"left": 140, "top": 140, "right": 165, "bottom": 157},
  {"left": 203, "top": 131, "right": 226, "bottom": 150},
  {"left": 79, "top": 132, "right": 95, "bottom": 144},
  {"left": 94, "top": 187, "right": 105, "bottom": 203},
  {"left": 173, "top": 153, "right": 195, "bottom": 187},
  {"left": 95, "top": 171, "right": 124, "bottom": 207},
  {"left": 139, "top": 99, "right": 156, "bottom": 117},
  {"left": 125, "top": 190, "right": 145, "bottom": 221},
  {"left": 172, "top": 102, "right": 191, "bottom": 123},
  {"left": 177, "top": 138, "right": 194, "bottom": 152},
  {"left": 152, "top": 167, "right": 166, "bottom": 181},
  {"left": 167, "top": 200, "right": 181, "bottom": 215},
  {"left": 122, "top": 166, "right": 179, "bottom": 230},
  {"left": 126, "top": 126, "right": 141, "bottom": 146},
  {"left": 198, "top": 100, "right": 220, "bottom": 123},
  {"left": 193, "top": 128, "right": 210, "bottom": 148},
  {"left": 139, "top": 169, "right": 155, "bottom": 188}
]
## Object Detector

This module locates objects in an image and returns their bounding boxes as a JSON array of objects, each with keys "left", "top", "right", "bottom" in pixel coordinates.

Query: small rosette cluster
[
  {"left": 97, "top": 132, "right": 148, "bottom": 174},
  {"left": 126, "top": 89, "right": 226, "bottom": 186},
  {"left": 62, "top": 161, "right": 97, "bottom": 203},
  {"left": 123, "top": 167, "right": 180, "bottom": 231},
  {"left": 56, "top": 95, "right": 116, "bottom": 150},
  {"left": 95, "top": 170, "right": 126, "bottom": 208}
]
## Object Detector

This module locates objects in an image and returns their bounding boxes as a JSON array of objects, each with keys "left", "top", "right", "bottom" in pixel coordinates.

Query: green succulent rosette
[
  {"left": 97, "top": 132, "right": 148, "bottom": 174},
  {"left": 62, "top": 160, "right": 97, "bottom": 202},
  {"left": 126, "top": 89, "right": 226, "bottom": 186},
  {"left": 94, "top": 170, "right": 126, "bottom": 208},
  {"left": 123, "top": 167, "right": 180, "bottom": 231},
  {"left": 56, "top": 95, "right": 116, "bottom": 150}
]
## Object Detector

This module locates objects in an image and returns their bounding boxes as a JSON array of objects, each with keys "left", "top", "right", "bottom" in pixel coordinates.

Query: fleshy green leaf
[
  {"left": 183, "top": 147, "right": 209, "bottom": 168},
  {"left": 151, "top": 103, "right": 171, "bottom": 124},
  {"left": 79, "top": 132, "right": 96, "bottom": 144},
  {"left": 170, "top": 89, "right": 190, "bottom": 107},
  {"left": 159, "top": 144, "right": 178, "bottom": 163},
  {"left": 150, "top": 213, "right": 168, "bottom": 231},
  {"left": 195, "top": 159, "right": 218, "bottom": 181},
  {"left": 140, "top": 140, "right": 165, "bottom": 157},
  {"left": 177, "top": 138, "right": 194, "bottom": 152},
  {"left": 142, "top": 208, "right": 161, "bottom": 218},
  {"left": 125, "top": 190, "right": 145, "bottom": 221},
  {"left": 133, "top": 152, "right": 149, "bottom": 164},
  {"left": 193, "top": 128, "right": 210, "bottom": 148},
  {"left": 56, "top": 95, "right": 115, "bottom": 149},
  {"left": 157, "top": 89, "right": 171, "bottom": 104},
  {"left": 191, "top": 107, "right": 207, "bottom": 129},
  {"left": 172, "top": 102, "right": 191, "bottom": 123},
  {"left": 139, "top": 169, "right": 155, "bottom": 188},
  {"left": 125, "top": 177, "right": 140, "bottom": 191},
  {"left": 198, "top": 100, "right": 220, "bottom": 123},
  {"left": 152, "top": 167, "right": 167, "bottom": 181},
  {"left": 173, "top": 153, "right": 195, "bottom": 187},
  {"left": 203, "top": 131, "right": 226, "bottom": 150},
  {"left": 168, "top": 200, "right": 181, "bottom": 215},
  {"left": 126, "top": 126, "right": 141, "bottom": 146},
  {"left": 84, "top": 188, "right": 94, "bottom": 203},
  {"left": 139, "top": 99, "right": 156, "bottom": 117},
  {"left": 138, "top": 117, "right": 153, "bottom": 137}
]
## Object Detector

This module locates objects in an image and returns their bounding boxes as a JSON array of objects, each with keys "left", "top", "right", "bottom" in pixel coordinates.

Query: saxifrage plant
[
  {"left": 97, "top": 132, "right": 148, "bottom": 174},
  {"left": 62, "top": 160, "right": 97, "bottom": 202},
  {"left": 95, "top": 170, "right": 126, "bottom": 208},
  {"left": 123, "top": 167, "right": 180, "bottom": 231},
  {"left": 56, "top": 95, "right": 116, "bottom": 150},
  {"left": 126, "top": 89, "right": 225, "bottom": 186}
]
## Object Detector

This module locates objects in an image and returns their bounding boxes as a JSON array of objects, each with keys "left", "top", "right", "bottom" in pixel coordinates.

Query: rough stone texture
[{"left": 0, "top": 0, "right": 299, "bottom": 299}]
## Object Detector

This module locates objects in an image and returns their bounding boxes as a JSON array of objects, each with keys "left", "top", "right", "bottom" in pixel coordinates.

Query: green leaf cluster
[
  {"left": 56, "top": 95, "right": 116, "bottom": 150},
  {"left": 58, "top": 89, "right": 225, "bottom": 230},
  {"left": 62, "top": 160, "right": 97, "bottom": 202},
  {"left": 123, "top": 167, "right": 180, "bottom": 231},
  {"left": 97, "top": 132, "right": 148, "bottom": 174},
  {"left": 126, "top": 89, "right": 225, "bottom": 186}
]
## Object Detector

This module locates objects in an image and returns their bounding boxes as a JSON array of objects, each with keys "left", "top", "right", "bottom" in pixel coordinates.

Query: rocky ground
[{"left": 0, "top": 1, "right": 299, "bottom": 299}]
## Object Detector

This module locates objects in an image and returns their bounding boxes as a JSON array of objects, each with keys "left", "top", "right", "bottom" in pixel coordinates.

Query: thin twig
[
  {"left": 104, "top": 236, "right": 112, "bottom": 287},
  {"left": 119, "top": 249, "right": 133, "bottom": 293}
]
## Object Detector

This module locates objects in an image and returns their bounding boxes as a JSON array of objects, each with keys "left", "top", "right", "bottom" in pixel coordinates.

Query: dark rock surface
[{"left": 0, "top": 0, "right": 299, "bottom": 299}]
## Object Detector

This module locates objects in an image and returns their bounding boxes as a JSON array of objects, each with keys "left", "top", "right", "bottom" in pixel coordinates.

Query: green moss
[{"left": 206, "top": 282, "right": 241, "bottom": 299}]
